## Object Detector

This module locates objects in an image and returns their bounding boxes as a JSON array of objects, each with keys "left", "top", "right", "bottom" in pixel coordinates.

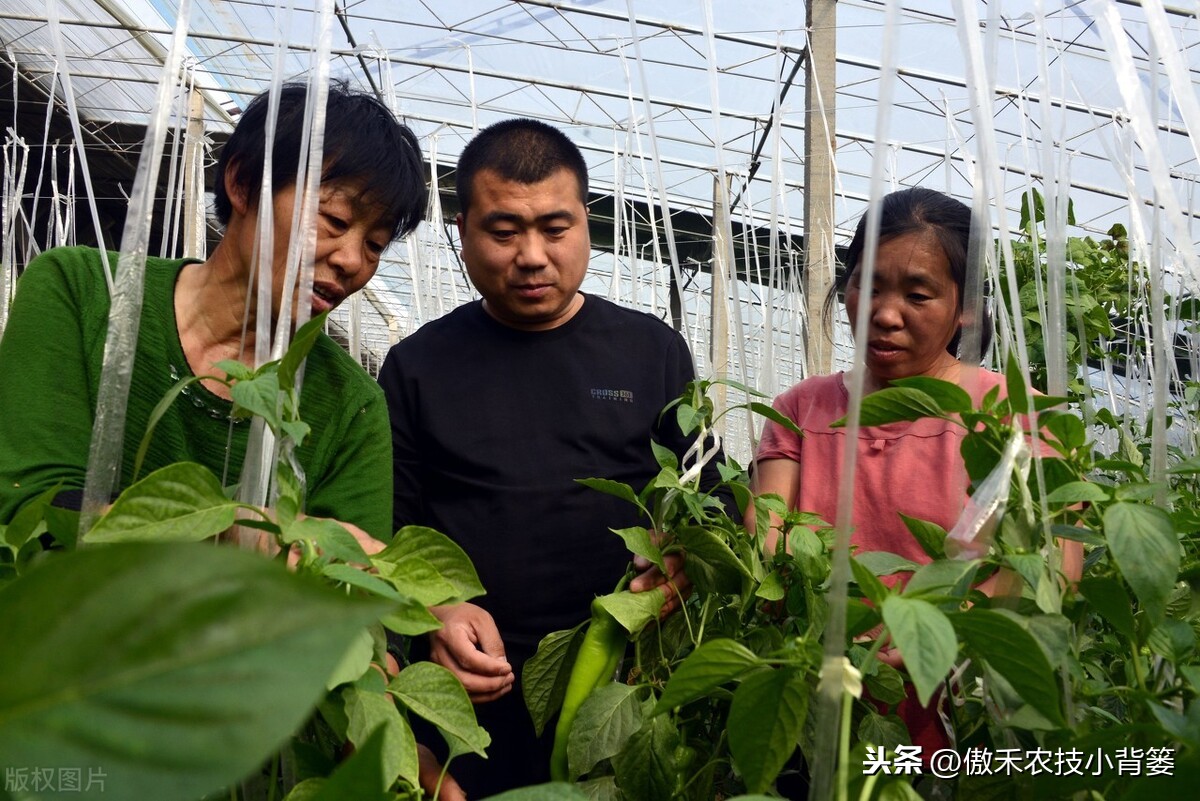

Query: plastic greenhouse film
[{"left": 79, "top": 0, "right": 195, "bottom": 534}]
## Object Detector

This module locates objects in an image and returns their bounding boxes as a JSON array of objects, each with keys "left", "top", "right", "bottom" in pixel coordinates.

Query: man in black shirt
[{"left": 378, "top": 118, "right": 715, "bottom": 796}]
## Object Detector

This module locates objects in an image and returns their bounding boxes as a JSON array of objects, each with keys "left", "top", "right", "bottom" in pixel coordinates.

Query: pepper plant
[
  {"left": 505, "top": 358, "right": 1200, "bottom": 800},
  {"left": 0, "top": 313, "right": 490, "bottom": 801}
]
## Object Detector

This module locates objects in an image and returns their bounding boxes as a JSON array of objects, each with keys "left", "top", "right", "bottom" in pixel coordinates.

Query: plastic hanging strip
[
  {"left": 1095, "top": 2, "right": 1200, "bottom": 296},
  {"left": 625, "top": 0, "right": 691, "bottom": 341},
  {"left": 157, "top": 63, "right": 189, "bottom": 258},
  {"left": 26, "top": 59, "right": 57, "bottom": 262},
  {"left": 2, "top": 65, "right": 30, "bottom": 332},
  {"left": 1095, "top": 2, "right": 1196, "bottom": 493},
  {"left": 79, "top": 0, "right": 195, "bottom": 534},
  {"left": 615, "top": 39, "right": 666, "bottom": 319},
  {"left": 45, "top": 0, "right": 109, "bottom": 285},
  {"left": 234, "top": 0, "right": 296, "bottom": 520},
  {"left": 1033, "top": 2, "right": 1070, "bottom": 398},
  {"left": 808, "top": 4, "right": 904, "bottom": 799}
]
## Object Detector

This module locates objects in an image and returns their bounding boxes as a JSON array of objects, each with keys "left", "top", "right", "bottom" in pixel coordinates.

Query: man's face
[{"left": 456, "top": 167, "right": 590, "bottom": 331}]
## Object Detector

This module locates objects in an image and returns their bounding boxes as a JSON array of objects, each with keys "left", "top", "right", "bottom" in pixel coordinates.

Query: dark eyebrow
[{"left": 480, "top": 209, "right": 580, "bottom": 227}]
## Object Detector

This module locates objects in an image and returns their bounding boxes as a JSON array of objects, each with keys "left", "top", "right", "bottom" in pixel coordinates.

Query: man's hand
[
  {"left": 417, "top": 745, "right": 466, "bottom": 801},
  {"left": 630, "top": 551, "right": 691, "bottom": 619},
  {"left": 429, "top": 602, "right": 514, "bottom": 703}
]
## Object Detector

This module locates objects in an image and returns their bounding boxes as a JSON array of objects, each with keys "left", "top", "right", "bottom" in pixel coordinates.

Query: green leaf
[
  {"left": 899, "top": 513, "right": 946, "bottom": 560},
  {"left": 863, "top": 662, "right": 907, "bottom": 705},
  {"left": 1040, "top": 411, "right": 1087, "bottom": 452},
  {"left": 576, "top": 478, "right": 643, "bottom": 511},
  {"left": 282, "top": 516, "right": 370, "bottom": 565},
  {"left": 3, "top": 484, "right": 59, "bottom": 551},
  {"left": 373, "top": 555, "right": 458, "bottom": 606},
  {"left": 1077, "top": 577, "right": 1136, "bottom": 640},
  {"left": 854, "top": 550, "right": 921, "bottom": 577},
  {"left": 1168, "top": 454, "right": 1200, "bottom": 475},
  {"left": 278, "top": 311, "right": 329, "bottom": 389},
  {"left": 612, "top": 713, "right": 680, "bottom": 800},
  {"left": 1005, "top": 553, "right": 1047, "bottom": 596},
  {"left": 377, "top": 596, "right": 443, "bottom": 636},
  {"left": 0, "top": 543, "right": 391, "bottom": 801},
  {"left": 653, "top": 639, "right": 761, "bottom": 714},
  {"left": 747, "top": 401, "right": 804, "bottom": 437},
  {"left": 133, "top": 374, "right": 208, "bottom": 481},
  {"left": 1005, "top": 352, "right": 1029, "bottom": 415},
  {"left": 325, "top": 627, "right": 376, "bottom": 690},
  {"left": 1104, "top": 502, "right": 1180, "bottom": 623},
  {"left": 523, "top": 625, "right": 586, "bottom": 737},
  {"left": 388, "top": 662, "right": 489, "bottom": 757},
  {"left": 831, "top": 387, "right": 945, "bottom": 427},
  {"left": 857, "top": 711, "right": 910, "bottom": 750},
  {"left": 675, "top": 524, "right": 753, "bottom": 595},
  {"left": 649, "top": 439, "right": 679, "bottom": 471},
  {"left": 306, "top": 725, "right": 392, "bottom": 801},
  {"left": 374, "top": 525, "right": 484, "bottom": 605},
  {"left": 890, "top": 376, "right": 973, "bottom": 413},
  {"left": 903, "top": 559, "right": 980, "bottom": 601},
  {"left": 755, "top": 569, "right": 786, "bottom": 601},
  {"left": 214, "top": 359, "right": 255, "bottom": 381},
  {"left": 1149, "top": 619, "right": 1196, "bottom": 664},
  {"left": 1115, "top": 482, "right": 1167, "bottom": 502},
  {"left": 343, "top": 686, "right": 419, "bottom": 789},
  {"left": 231, "top": 369, "right": 283, "bottom": 429},
  {"left": 84, "top": 462, "right": 239, "bottom": 543},
  {"left": 593, "top": 590, "right": 664, "bottom": 637},
  {"left": 610, "top": 526, "right": 665, "bottom": 574},
  {"left": 727, "top": 667, "right": 808, "bottom": 794},
  {"left": 881, "top": 596, "right": 957, "bottom": 706},
  {"left": 950, "top": 609, "right": 1065, "bottom": 726},
  {"left": 322, "top": 563, "right": 406, "bottom": 602},
  {"left": 568, "top": 683, "right": 644, "bottom": 778},
  {"left": 1044, "top": 481, "right": 1111, "bottom": 505},
  {"left": 850, "top": 556, "right": 889, "bottom": 606}
]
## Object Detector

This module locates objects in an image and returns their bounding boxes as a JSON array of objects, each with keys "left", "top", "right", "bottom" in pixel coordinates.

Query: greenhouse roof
[{"left": 4, "top": 0, "right": 1200, "bottom": 386}]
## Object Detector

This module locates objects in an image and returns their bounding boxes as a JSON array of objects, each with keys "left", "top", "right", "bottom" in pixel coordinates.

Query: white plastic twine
[
  {"left": 609, "top": 128, "right": 624, "bottom": 303},
  {"left": 625, "top": 0, "right": 692, "bottom": 343},
  {"left": 808, "top": 3, "right": 904, "bottom": 799},
  {"left": 236, "top": 0, "right": 335, "bottom": 531},
  {"left": 2, "top": 50, "right": 30, "bottom": 334},
  {"left": 45, "top": 0, "right": 108, "bottom": 284},
  {"left": 1094, "top": 0, "right": 1198, "bottom": 495},
  {"left": 79, "top": 0, "right": 195, "bottom": 534},
  {"left": 616, "top": 39, "right": 667, "bottom": 319}
]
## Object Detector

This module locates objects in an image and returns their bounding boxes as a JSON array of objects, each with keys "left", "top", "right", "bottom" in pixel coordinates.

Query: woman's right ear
[{"left": 224, "top": 162, "right": 252, "bottom": 216}]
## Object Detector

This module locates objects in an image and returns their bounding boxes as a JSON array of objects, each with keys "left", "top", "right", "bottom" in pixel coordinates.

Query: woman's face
[
  {"left": 844, "top": 229, "right": 961, "bottom": 387},
  {"left": 265, "top": 180, "right": 392, "bottom": 323}
]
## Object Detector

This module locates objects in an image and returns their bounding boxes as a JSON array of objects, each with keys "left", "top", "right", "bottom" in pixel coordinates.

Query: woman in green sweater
[{"left": 0, "top": 82, "right": 426, "bottom": 545}]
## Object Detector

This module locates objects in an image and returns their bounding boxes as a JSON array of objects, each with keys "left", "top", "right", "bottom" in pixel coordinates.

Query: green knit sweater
[{"left": 0, "top": 246, "right": 392, "bottom": 540}]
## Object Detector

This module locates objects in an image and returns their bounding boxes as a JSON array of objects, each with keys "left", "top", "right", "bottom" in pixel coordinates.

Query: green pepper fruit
[{"left": 549, "top": 598, "right": 627, "bottom": 781}]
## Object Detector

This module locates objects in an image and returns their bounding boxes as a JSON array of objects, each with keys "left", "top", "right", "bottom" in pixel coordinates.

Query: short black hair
[
  {"left": 455, "top": 118, "right": 588, "bottom": 216},
  {"left": 213, "top": 81, "right": 426, "bottom": 242},
  {"left": 826, "top": 186, "right": 992, "bottom": 357}
]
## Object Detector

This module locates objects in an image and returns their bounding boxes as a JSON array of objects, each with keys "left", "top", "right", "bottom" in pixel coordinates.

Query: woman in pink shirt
[{"left": 752, "top": 187, "right": 1081, "bottom": 753}]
